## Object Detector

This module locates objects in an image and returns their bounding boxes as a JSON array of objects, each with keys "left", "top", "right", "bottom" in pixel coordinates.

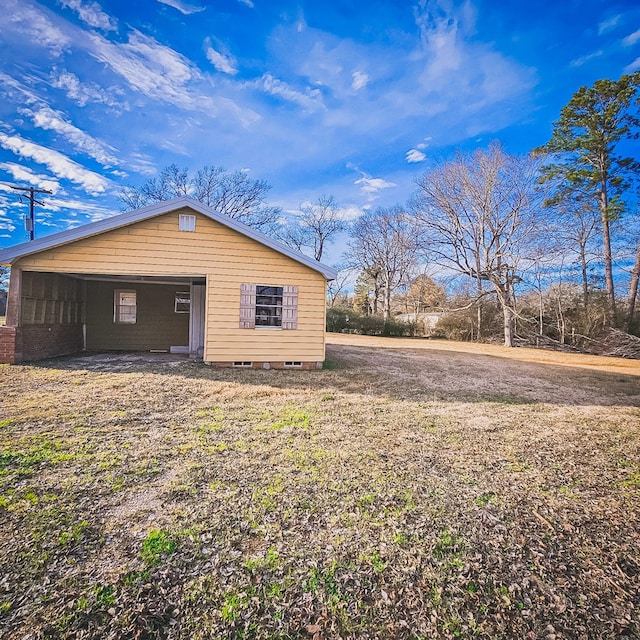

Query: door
[{"left": 189, "top": 283, "right": 206, "bottom": 357}]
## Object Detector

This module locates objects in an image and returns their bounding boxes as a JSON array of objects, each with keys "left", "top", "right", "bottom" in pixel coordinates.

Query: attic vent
[{"left": 179, "top": 214, "right": 196, "bottom": 232}]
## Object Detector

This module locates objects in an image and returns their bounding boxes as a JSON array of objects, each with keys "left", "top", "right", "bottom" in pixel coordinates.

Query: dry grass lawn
[{"left": 0, "top": 335, "right": 638, "bottom": 639}]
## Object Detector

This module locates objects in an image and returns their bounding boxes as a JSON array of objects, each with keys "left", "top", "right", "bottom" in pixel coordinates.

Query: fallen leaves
[{"left": 0, "top": 346, "right": 638, "bottom": 639}]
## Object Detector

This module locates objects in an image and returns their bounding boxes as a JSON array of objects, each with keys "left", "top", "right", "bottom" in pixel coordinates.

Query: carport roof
[{"left": 0, "top": 197, "right": 338, "bottom": 280}]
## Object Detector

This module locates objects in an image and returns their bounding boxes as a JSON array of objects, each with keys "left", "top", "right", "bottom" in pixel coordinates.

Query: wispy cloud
[
  {"left": 349, "top": 164, "right": 396, "bottom": 198},
  {"left": 205, "top": 38, "right": 238, "bottom": 75},
  {"left": 7, "top": 2, "right": 70, "bottom": 56},
  {"left": 570, "top": 50, "right": 603, "bottom": 67},
  {"left": 254, "top": 74, "right": 324, "bottom": 111},
  {"left": 351, "top": 71, "right": 369, "bottom": 91},
  {"left": 50, "top": 69, "right": 126, "bottom": 109},
  {"left": 87, "top": 30, "right": 205, "bottom": 109},
  {"left": 0, "top": 72, "right": 41, "bottom": 106},
  {"left": 0, "top": 162, "right": 61, "bottom": 193},
  {"left": 38, "top": 196, "right": 116, "bottom": 222},
  {"left": 406, "top": 149, "right": 426, "bottom": 163},
  {"left": 407, "top": 0, "right": 535, "bottom": 129},
  {"left": 237, "top": 0, "right": 254, "bottom": 7},
  {"left": 21, "top": 106, "right": 119, "bottom": 166},
  {"left": 85, "top": 30, "right": 257, "bottom": 126},
  {"left": 622, "top": 29, "right": 640, "bottom": 47},
  {"left": 0, "top": 134, "right": 110, "bottom": 195},
  {"left": 59, "top": 0, "right": 117, "bottom": 31},
  {"left": 157, "top": 0, "right": 205, "bottom": 16},
  {"left": 598, "top": 14, "right": 622, "bottom": 36},
  {"left": 624, "top": 56, "right": 640, "bottom": 73}
]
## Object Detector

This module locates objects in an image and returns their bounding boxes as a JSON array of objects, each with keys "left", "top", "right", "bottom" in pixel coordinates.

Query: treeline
[{"left": 330, "top": 71, "right": 640, "bottom": 347}]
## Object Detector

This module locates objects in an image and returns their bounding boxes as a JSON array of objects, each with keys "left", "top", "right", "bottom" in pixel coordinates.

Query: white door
[{"left": 189, "top": 283, "right": 206, "bottom": 357}]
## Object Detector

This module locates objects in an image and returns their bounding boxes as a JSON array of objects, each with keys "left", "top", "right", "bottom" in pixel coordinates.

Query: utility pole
[{"left": 10, "top": 185, "right": 53, "bottom": 241}]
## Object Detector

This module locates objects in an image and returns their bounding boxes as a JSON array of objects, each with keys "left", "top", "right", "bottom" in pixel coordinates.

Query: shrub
[{"left": 326, "top": 308, "right": 416, "bottom": 337}]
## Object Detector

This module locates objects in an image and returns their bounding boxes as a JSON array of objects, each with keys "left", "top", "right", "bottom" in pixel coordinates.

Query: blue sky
[{"left": 0, "top": 0, "right": 639, "bottom": 257}]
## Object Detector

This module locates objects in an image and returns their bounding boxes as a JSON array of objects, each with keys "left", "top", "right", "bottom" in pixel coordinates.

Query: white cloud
[
  {"left": 254, "top": 74, "right": 323, "bottom": 111},
  {"left": 0, "top": 214, "right": 17, "bottom": 233},
  {"left": 87, "top": 30, "right": 207, "bottom": 109},
  {"left": 0, "top": 133, "right": 110, "bottom": 195},
  {"left": 7, "top": 3, "right": 70, "bottom": 56},
  {"left": 353, "top": 169, "right": 397, "bottom": 198},
  {"left": 50, "top": 69, "right": 125, "bottom": 109},
  {"left": 0, "top": 72, "right": 40, "bottom": 106},
  {"left": 0, "top": 162, "right": 61, "bottom": 193},
  {"left": 21, "top": 106, "right": 119, "bottom": 166},
  {"left": 570, "top": 50, "right": 603, "bottom": 67},
  {"left": 237, "top": 0, "right": 254, "bottom": 7},
  {"left": 624, "top": 56, "right": 640, "bottom": 73},
  {"left": 406, "top": 149, "right": 426, "bottom": 163},
  {"left": 404, "top": 0, "right": 536, "bottom": 132},
  {"left": 59, "top": 0, "right": 117, "bottom": 31},
  {"left": 351, "top": 71, "right": 369, "bottom": 91},
  {"left": 337, "top": 205, "right": 364, "bottom": 221},
  {"left": 598, "top": 14, "right": 622, "bottom": 36},
  {"left": 205, "top": 39, "right": 238, "bottom": 75},
  {"left": 157, "top": 0, "right": 205, "bottom": 15},
  {"left": 85, "top": 31, "right": 258, "bottom": 127},
  {"left": 39, "top": 196, "right": 115, "bottom": 222},
  {"left": 622, "top": 29, "right": 640, "bottom": 47}
]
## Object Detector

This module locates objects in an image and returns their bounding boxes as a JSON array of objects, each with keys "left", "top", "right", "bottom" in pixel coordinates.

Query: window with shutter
[{"left": 239, "top": 284, "right": 298, "bottom": 330}]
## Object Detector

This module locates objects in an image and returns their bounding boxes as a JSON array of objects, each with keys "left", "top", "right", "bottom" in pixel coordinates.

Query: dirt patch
[{"left": 0, "top": 340, "right": 638, "bottom": 639}]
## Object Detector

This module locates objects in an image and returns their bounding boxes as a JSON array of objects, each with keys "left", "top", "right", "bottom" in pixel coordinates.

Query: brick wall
[
  {"left": 20, "top": 324, "right": 84, "bottom": 362},
  {"left": 0, "top": 327, "right": 19, "bottom": 364}
]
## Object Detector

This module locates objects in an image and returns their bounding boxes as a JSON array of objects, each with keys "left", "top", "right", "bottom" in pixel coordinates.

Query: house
[{"left": 0, "top": 197, "right": 336, "bottom": 367}]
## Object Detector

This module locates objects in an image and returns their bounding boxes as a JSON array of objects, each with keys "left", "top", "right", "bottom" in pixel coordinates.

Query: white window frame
[
  {"left": 114, "top": 289, "right": 137, "bottom": 324},
  {"left": 175, "top": 291, "right": 191, "bottom": 314}
]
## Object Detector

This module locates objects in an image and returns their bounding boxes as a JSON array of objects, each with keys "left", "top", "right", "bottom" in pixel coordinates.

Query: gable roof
[{"left": 0, "top": 197, "right": 338, "bottom": 280}]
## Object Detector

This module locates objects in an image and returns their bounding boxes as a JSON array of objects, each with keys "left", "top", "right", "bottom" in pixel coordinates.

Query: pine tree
[{"left": 536, "top": 72, "right": 640, "bottom": 326}]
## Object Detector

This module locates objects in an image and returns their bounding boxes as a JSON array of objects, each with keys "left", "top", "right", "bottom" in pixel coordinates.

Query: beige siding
[{"left": 16, "top": 208, "right": 328, "bottom": 362}]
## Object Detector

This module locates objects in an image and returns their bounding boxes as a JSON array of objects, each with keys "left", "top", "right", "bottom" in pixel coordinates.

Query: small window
[
  {"left": 255, "top": 285, "right": 283, "bottom": 327},
  {"left": 233, "top": 361, "right": 253, "bottom": 367},
  {"left": 284, "top": 361, "right": 302, "bottom": 368},
  {"left": 114, "top": 289, "right": 136, "bottom": 324},
  {"left": 179, "top": 214, "right": 196, "bottom": 232},
  {"left": 175, "top": 291, "right": 190, "bottom": 313}
]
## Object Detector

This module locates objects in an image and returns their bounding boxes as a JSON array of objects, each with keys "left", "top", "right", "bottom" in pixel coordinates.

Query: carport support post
[{"left": 6, "top": 266, "right": 22, "bottom": 328}]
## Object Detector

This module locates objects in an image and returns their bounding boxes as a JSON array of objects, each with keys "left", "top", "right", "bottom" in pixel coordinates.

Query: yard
[{"left": 0, "top": 335, "right": 639, "bottom": 639}]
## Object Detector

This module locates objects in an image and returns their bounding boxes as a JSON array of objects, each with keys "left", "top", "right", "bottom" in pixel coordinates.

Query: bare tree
[
  {"left": 119, "top": 164, "right": 280, "bottom": 232},
  {"left": 347, "top": 206, "right": 420, "bottom": 321},
  {"left": 411, "top": 143, "right": 542, "bottom": 347},
  {"left": 276, "top": 195, "right": 346, "bottom": 262},
  {"left": 326, "top": 265, "right": 352, "bottom": 308},
  {"left": 352, "top": 267, "right": 382, "bottom": 315}
]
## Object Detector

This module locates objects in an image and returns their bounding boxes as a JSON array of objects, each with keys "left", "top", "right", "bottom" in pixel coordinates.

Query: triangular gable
[{"left": 0, "top": 197, "right": 337, "bottom": 280}]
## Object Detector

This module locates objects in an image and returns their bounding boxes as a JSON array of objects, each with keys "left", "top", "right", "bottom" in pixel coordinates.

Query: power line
[{"left": 8, "top": 185, "right": 53, "bottom": 241}]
